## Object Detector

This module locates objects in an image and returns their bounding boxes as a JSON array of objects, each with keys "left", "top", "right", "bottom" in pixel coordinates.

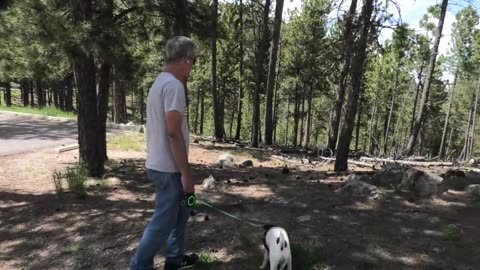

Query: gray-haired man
[{"left": 130, "top": 36, "right": 198, "bottom": 270}]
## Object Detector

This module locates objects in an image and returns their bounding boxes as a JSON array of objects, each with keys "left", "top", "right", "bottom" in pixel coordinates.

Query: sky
[{"left": 283, "top": 0, "right": 480, "bottom": 79}]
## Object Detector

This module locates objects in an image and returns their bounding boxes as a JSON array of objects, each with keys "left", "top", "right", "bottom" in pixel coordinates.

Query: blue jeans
[{"left": 130, "top": 170, "right": 191, "bottom": 270}]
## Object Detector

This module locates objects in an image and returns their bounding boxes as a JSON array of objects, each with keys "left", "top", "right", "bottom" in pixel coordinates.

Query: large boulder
[
  {"left": 400, "top": 168, "right": 444, "bottom": 197},
  {"left": 202, "top": 175, "right": 216, "bottom": 189},
  {"left": 465, "top": 184, "right": 480, "bottom": 198},
  {"left": 370, "top": 163, "right": 409, "bottom": 187},
  {"left": 339, "top": 174, "right": 379, "bottom": 200},
  {"left": 217, "top": 153, "right": 235, "bottom": 168}
]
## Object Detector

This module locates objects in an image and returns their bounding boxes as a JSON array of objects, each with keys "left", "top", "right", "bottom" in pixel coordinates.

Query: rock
[
  {"left": 428, "top": 217, "right": 441, "bottom": 224},
  {"left": 139, "top": 126, "right": 145, "bottom": 133},
  {"left": 443, "top": 171, "right": 470, "bottom": 191},
  {"left": 339, "top": 175, "right": 379, "bottom": 200},
  {"left": 217, "top": 153, "right": 235, "bottom": 168},
  {"left": 282, "top": 167, "right": 290, "bottom": 174},
  {"left": 193, "top": 139, "right": 199, "bottom": 144},
  {"left": 370, "top": 163, "right": 408, "bottom": 187},
  {"left": 234, "top": 142, "right": 245, "bottom": 148},
  {"left": 400, "top": 168, "right": 444, "bottom": 197},
  {"left": 294, "top": 202, "right": 308, "bottom": 208},
  {"left": 345, "top": 174, "right": 370, "bottom": 182},
  {"left": 297, "top": 215, "right": 311, "bottom": 222},
  {"left": 465, "top": 184, "right": 480, "bottom": 198},
  {"left": 313, "top": 210, "right": 320, "bottom": 214},
  {"left": 202, "top": 175, "right": 216, "bottom": 189},
  {"left": 240, "top": 160, "right": 254, "bottom": 168},
  {"left": 468, "top": 158, "right": 477, "bottom": 165}
]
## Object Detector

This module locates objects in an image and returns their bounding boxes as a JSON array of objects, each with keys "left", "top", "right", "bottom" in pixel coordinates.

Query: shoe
[{"left": 164, "top": 254, "right": 199, "bottom": 270}]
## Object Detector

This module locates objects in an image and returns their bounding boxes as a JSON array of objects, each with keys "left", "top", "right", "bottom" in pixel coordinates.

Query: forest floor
[{"left": 1, "top": 134, "right": 479, "bottom": 270}]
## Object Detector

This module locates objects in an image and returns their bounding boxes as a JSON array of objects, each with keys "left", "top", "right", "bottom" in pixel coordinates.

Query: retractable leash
[{"left": 182, "top": 193, "right": 264, "bottom": 229}]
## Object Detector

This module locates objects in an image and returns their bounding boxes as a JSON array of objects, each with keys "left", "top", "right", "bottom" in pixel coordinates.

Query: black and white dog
[{"left": 260, "top": 225, "right": 292, "bottom": 270}]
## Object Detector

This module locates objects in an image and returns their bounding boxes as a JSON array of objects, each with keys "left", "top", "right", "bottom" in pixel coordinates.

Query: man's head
[{"left": 165, "top": 36, "right": 196, "bottom": 81}]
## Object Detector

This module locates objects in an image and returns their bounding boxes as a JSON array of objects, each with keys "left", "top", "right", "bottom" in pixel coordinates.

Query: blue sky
[
  {"left": 283, "top": 0, "right": 480, "bottom": 78},
  {"left": 284, "top": 0, "right": 480, "bottom": 56}
]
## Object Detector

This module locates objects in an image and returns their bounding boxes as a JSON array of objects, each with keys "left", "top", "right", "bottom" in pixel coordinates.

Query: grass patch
[
  {"left": 0, "top": 104, "right": 76, "bottom": 118},
  {"left": 52, "top": 164, "right": 88, "bottom": 198},
  {"left": 441, "top": 226, "right": 463, "bottom": 241},
  {"left": 62, "top": 243, "right": 82, "bottom": 254},
  {"left": 108, "top": 133, "right": 146, "bottom": 151},
  {"left": 196, "top": 253, "right": 220, "bottom": 270}
]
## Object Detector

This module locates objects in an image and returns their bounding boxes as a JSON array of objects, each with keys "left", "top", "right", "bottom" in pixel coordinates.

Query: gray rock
[
  {"left": 239, "top": 160, "right": 253, "bottom": 168},
  {"left": 217, "top": 153, "right": 235, "bottom": 168},
  {"left": 339, "top": 175, "right": 379, "bottom": 200},
  {"left": 465, "top": 184, "right": 480, "bottom": 198},
  {"left": 400, "top": 168, "right": 444, "bottom": 197},
  {"left": 370, "top": 163, "right": 408, "bottom": 187},
  {"left": 202, "top": 175, "right": 216, "bottom": 189},
  {"left": 297, "top": 215, "right": 311, "bottom": 222}
]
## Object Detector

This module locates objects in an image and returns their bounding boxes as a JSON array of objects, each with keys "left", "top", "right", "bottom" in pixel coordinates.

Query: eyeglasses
[{"left": 187, "top": 56, "right": 196, "bottom": 65}]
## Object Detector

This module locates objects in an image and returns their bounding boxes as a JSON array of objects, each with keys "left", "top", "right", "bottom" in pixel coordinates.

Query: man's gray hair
[{"left": 166, "top": 36, "right": 196, "bottom": 63}]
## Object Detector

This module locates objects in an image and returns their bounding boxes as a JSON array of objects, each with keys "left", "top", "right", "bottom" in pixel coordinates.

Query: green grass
[
  {"left": 291, "top": 243, "right": 329, "bottom": 270},
  {"left": 0, "top": 104, "right": 76, "bottom": 118},
  {"left": 441, "top": 226, "right": 463, "bottom": 241},
  {"left": 107, "top": 133, "right": 146, "bottom": 151},
  {"left": 52, "top": 164, "right": 88, "bottom": 198},
  {"left": 196, "top": 253, "right": 220, "bottom": 270}
]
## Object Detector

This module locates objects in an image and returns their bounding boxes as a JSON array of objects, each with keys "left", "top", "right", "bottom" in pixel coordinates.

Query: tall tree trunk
[
  {"left": 460, "top": 103, "right": 473, "bottom": 161},
  {"left": 410, "top": 64, "right": 424, "bottom": 135},
  {"left": 355, "top": 87, "right": 364, "bottom": 152},
  {"left": 327, "top": 0, "right": 358, "bottom": 153},
  {"left": 59, "top": 82, "right": 65, "bottom": 110},
  {"left": 72, "top": 0, "right": 104, "bottom": 177},
  {"left": 303, "top": 86, "right": 313, "bottom": 148},
  {"left": 264, "top": 0, "right": 284, "bottom": 145},
  {"left": 335, "top": 0, "right": 374, "bottom": 171},
  {"left": 439, "top": 70, "right": 458, "bottom": 159},
  {"left": 285, "top": 98, "right": 290, "bottom": 145},
  {"left": 65, "top": 75, "right": 74, "bottom": 112},
  {"left": 252, "top": 0, "right": 271, "bottom": 147},
  {"left": 174, "top": 0, "right": 188, "bottom": 36},
  {"left": 384, "top": 65, "right": 400, "bottom": 154},
  {"left": 299, "top": 91, "right": 306, "bottom": 147},
  {"left": 211, "top": 0, "right": 224, "bottom": 141},
  {"left": 469, "top": 81, "right": 480, "bottom": 159},
  {"left": 29, "top": 80, "right": 35, "bottom": 107},
  {"left": 404, "top": 0, "right": 448, "bottom": 156},
  {"left": 53, "top": 83, "right": 59, "bottom": 108},
  {"left": 200, "top": 94, "right": 205, "bottom": 134},
  {"left": 36, "top": 80, "right": 44, "bottom": 108},
  {"left": 4, "top": 82, "right": 11, "bottom": 107},
  {"left": 97, "top": 0, "right": 114, "bottom": 161},
  {"left": 194, "top": 89, "right": 200, "bottom": 134},
  {"left": 235, "top": 0, "right": 244, "bottom": 140},
  {"left": 293, "top": 86, "right": 300, "bottom": 147},
  {"left": 113, "top": 73, "right": 127, "bottom": 124},
  {"left": 368, "top": 100, "right": 378, "bottom": 155},
  {"left": 22, "top": 79, "right": 29, "bottom": 107}
]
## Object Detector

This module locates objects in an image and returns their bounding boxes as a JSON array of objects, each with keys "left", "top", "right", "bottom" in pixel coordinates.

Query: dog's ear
[{"left": 263, "top": 224, "right": 275, "bottom": 231}]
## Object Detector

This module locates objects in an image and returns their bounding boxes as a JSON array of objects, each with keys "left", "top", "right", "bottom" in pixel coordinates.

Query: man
[{"left": 130, "top": 36, "right": 198, "bottom": 270}]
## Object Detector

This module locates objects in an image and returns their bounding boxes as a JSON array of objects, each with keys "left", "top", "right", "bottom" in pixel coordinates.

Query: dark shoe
[{"left": 164, "top": 254, "right": 199, "bottom": 270}]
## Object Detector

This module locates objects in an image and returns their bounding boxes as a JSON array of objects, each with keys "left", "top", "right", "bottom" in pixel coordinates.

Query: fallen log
[
  {"left": 319, "top": 157, "right": 376, "bottom": 168},
  {"left": 359, "top": 157, "right": 453, "bottom": 167}
]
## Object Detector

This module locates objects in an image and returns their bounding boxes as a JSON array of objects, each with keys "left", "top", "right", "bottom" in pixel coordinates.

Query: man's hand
[{"left": 181, "top": 171, "right": 195, "bottom": 194}]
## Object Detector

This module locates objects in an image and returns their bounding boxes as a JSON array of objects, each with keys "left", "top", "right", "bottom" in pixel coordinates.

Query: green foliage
[
  {"left": 291, "top": 243, "right": 327, "bottom": 270},
  {"left": 53, "top": 164, "right": 88, "bottom": 198}
]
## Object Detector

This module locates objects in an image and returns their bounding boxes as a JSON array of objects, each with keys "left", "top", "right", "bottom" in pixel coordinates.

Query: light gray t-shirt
[{"left": 146, "top": 72, "right": 189, "bottom": 173}]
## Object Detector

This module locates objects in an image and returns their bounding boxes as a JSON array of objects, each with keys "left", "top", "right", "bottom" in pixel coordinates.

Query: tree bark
[
  {"left": 264, "top": 0, "right": 284, "bottom": 145},
  {"left": 211, "top": 0, "right": 224, "bottom": 141},
  {"left": 21, "top": 79, "right": 29, "bottom": 107},
  {"left": 4, "top": 81, "right": 11, "bottom": 107},
  {"left": 174, "top": 0, "right": 188, "bottom": 36},
  {"left": 53, "top": 83, "right": 59, "bottom": 108},
  {"left": 252, "top": 0, "right": 271, "bottom": 147},
  {"left": 36, "top": 80, "right": 44, "bottom": 108},
  {"left": 469, "top": 80, "right": 480, "bottom": 159},
  {"left": 65, "top": 74, "right": 74, "bottom": 112},
  {"left": 303, "top": 86, "right": 313, "bottom": 148},
  {"left": 384, "top": 65, "right": 400, "bottom": 154},
  {"left": 200, "top": 94, "right": 205, "bottom": 134},
  {"left": 410, "top": 64, "right": 424, "bottom": 135},
  {"left": 29, "top": 80, "right": 34, "bottom": 107},
  {"left": 293, "top": 85, "right": 300, "bottom": 147},
  {"left": 327, "top": 0, "right": 358, "bottom": 153},
  {"left": 113, "top": 72, "right": 127, "bottom": 124},
  {"left": 72, "top": 0, "right": 104, "bottom": 177},
  {"left": 334, "top": 0, "right": 374, "bottom": 171},
  {"left": 234, "top": 0, "right": 244, "bottom": 140},
  {"left": 439, "top": 71, "right": 458, "bottom": 159},
  {"left": 404, "top": 0, "right": 448, "bottom": 156}
]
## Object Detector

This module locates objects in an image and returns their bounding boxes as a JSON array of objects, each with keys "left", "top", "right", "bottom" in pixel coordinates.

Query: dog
[{"left": 260, "top": 225, "right": 292, "bottom": 270}]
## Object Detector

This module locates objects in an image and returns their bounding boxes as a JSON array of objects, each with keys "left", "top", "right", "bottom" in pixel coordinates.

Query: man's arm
[{"left": 166, "top": 110, "right": 194, "bottom": 193}]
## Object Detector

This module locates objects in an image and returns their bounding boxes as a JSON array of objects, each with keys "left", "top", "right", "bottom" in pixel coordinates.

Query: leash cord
[{"left": 197, "top": 199, "right": 264, "bottom": 229}]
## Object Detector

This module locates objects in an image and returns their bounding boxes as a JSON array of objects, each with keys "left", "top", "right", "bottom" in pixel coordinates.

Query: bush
[{"left": 52, "top": 164, "right": 88, "bottom": 198}]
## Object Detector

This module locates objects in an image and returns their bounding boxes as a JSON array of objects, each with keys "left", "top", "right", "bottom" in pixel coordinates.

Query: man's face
[{"left": 183, "top": 55, "right": 196, "bottom": 79}]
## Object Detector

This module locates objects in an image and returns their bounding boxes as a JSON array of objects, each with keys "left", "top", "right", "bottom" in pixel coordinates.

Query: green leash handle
[{"left": 182, "top": 193, "right": 196, "bottom": 208}]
